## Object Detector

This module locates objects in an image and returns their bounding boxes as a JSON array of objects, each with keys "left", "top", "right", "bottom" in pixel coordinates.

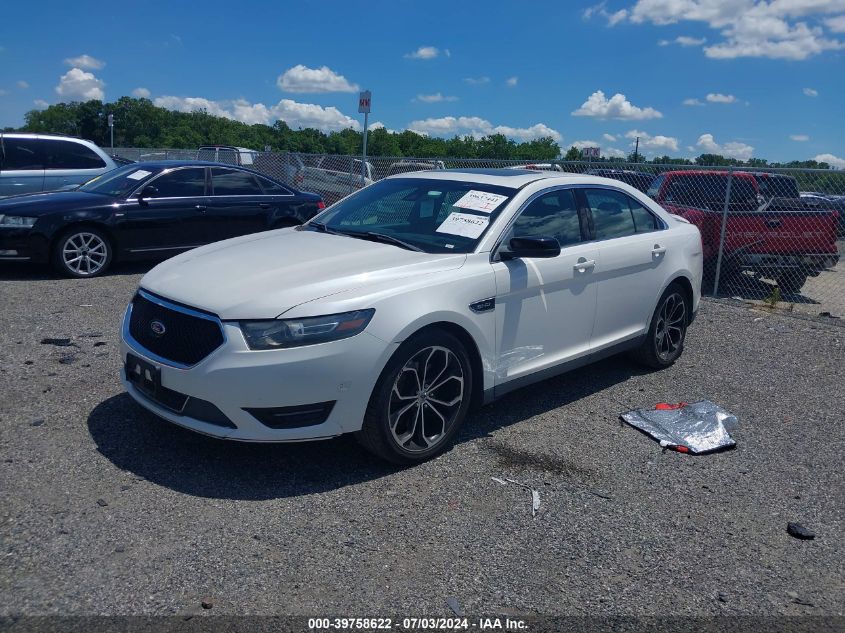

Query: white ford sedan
[{"left": 121, "top": 169, "right": 702, "bottom": 464}]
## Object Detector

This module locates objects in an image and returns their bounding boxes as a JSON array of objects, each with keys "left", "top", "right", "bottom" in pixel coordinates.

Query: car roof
[
  {"left": 388, "top": 168, "right": 648, "bottom": 190},
  {"left": 390, "top": 168, "right": 565, "bottom": 187}
]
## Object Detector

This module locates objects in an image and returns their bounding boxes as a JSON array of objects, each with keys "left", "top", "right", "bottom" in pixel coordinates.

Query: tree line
[{"left": 4, "top": 97, "right": 839, "bottom": 172}]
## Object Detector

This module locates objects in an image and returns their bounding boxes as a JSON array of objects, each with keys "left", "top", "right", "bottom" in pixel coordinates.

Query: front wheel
[
  {"left": 632, "top": 284, "right": 690, "bottom": 369},
  {"left": 52, "top": 227, "right": 113, "bottom": 278},
  {"left": 356, "top": 329, "right": 473, "bottom": 465}
]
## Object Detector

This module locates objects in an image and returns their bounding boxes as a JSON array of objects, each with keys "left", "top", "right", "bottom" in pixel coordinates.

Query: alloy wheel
[
  {"left": 654, "top": 292, "right": 687, "bottom": 361},
  {"left": 388, "top": 346, "right": 464, "bottom": 453},
  {"left": 62, "top": 232, "right": 108, "bottom": 276}
]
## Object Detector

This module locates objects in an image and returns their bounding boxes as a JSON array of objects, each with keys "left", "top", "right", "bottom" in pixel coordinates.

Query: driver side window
[{"left": 511, "top": 189, "right": 582, "bottom": 247}]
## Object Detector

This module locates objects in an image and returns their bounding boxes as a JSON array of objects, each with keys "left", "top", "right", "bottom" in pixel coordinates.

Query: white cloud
[
  {"left": 33, "top": 99, "right": 49, "bottom": 109},
  {"left": 803, "top": 87, "right": 819, "bottom": 96},
  {"left": 604, "top": 147, "right": 628, "bottom": 158},
  {"left": 16, "top": 80, "right": 29, "bottom": 89},
  {"left": 572, "top": 90, "right": 662, "bottom": 120},
  {"left": 696, "top": 133, "right": 754, "bottom": 160},
  {"left": 464, "top": 76, "right": 491, "bottom": 85},
  {"left": 584, "top": 2, "right": 629, "bottom": 25},
  {"left": 706, "top": 92, "right": 737, "bottom": 103},
  {"left": 154, "top": 95, "right": 360, "bottom": 132},
  {"left": 814, "top": 153, "right": 845, "bottom": 169},
  {"left": 627, "top": 0, "right": 845, "bottom": 60},
  {"left": 683, "top": 97, "right": 705, "bottom": 106},
  {"left": 603, "top": 133, "right": 617, "bottom": 141},
  {"left": 790, "top": 134, "right": 810, "bottom": 141},
  {"left": 415, "top": 92, "right": 458, "bottom": 103},
  {"left": 506, "top": 76, "right": 518, "bottom": 87},
  {"left": 55, "top": 68, "right": 105, "bottom": 101},
  {"left": 404, "top": 46, "right": 442, "bottom": 60},
  {"left": 132, "top": 87, "right": 151, "bottom": 98},
  {"left": 659, "top": 35, "right": 707, "bottom": 46},
  {"left": 826, "top": 14, "right": 845, "bottom": 31},
  {"left": 625, "top": 129, "right": 680, "bottom": 153},
  {"left": 63, "top": 54, "right": 104, "bottom": 70},
  {"left": 276, "top": 65, "right": 359, "bottom": 93},
  {"left": 407, "top": 115, "right": 562, "bottom": 142},
  {"left": 572, "top": 139, "right": 600, "bottom": 149}
]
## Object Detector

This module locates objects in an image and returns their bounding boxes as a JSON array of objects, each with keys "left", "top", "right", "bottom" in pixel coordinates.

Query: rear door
[
  {"left": 581, "top": 187, "right": 670, "bottom": 349},
  {"left": 41, "top": 139, "right": 108, "bottom": 191},
  {"left": 205, "top": 167, "right": 270, "bottom": 241},
  {"left": 115, "top": 166, "right": 209, "bottom": 254},
  {"left": 0, "top": 137, "right": 45, "bottom": 196}
]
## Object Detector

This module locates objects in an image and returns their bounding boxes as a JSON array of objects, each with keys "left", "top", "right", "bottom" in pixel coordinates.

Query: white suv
[
  {"left": 121, "top": 169, "right": 702, "bottom": 464},
  {"left": 0, "top": 133, "right": 119, "bottom": 197}
]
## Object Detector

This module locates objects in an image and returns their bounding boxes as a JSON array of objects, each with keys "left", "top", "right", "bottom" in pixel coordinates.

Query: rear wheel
[
  {"left": 776, "top": 271, "right": 808, "bottom": 294},
  {"left": 356, "top": 329, "right": 473, "bottom": 465},
  {"left": 52, "top": 227, "right": 113, "bottom": 278},
  {"left": 632, "top": 283, "right": 689, "bottom": 369}
]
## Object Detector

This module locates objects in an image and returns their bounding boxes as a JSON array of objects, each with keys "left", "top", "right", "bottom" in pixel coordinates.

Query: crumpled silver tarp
[{"left": 620, "top": 400, "right": 737, "bottom": 454}]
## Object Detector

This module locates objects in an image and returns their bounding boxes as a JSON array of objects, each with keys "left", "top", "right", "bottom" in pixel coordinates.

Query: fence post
[{"left": 712, "top": 167, "right": 733, "bottom": 297}]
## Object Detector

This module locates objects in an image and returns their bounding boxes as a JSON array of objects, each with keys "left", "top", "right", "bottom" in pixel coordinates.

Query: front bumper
[
  {"left": 120, "top": 316, "right": 397, "bottom": 442},
  {"left": 0, "top": 228, "right": 48, "bottom": 262}
]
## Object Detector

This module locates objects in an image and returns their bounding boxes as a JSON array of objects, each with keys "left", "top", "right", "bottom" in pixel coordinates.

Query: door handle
[
  {"left": 652, "top": 245, "right": 667, "bottom": 256},
  {"left": 195, "top": 205, "right": 207, "bottom": 212},
  {"left": 573, "top": 259, "right": 596, "bottom": 272},
  {"left": 259, "top": 203, "right": 271, "bottom": 209}
]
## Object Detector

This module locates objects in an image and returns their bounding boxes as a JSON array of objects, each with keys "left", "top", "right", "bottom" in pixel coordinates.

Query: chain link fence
[{"left": 113, "top": 147, "right": 845, "bottom": 321}]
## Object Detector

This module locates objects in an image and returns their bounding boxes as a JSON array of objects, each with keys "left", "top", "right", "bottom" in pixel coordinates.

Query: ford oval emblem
[{"left": 150, "top": 320, "right": 166, "bottom": 337}]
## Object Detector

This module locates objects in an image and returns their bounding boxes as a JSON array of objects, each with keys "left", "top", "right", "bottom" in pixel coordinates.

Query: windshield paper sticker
[
  {"left": 436, "top": 212, "right": 489, "bottom": 239},
  {"left": 127, "top": 169, "right": 152, "bottom": 181},
  {"left": 453, "top": 190, "right": 508, "bottom": 214}
]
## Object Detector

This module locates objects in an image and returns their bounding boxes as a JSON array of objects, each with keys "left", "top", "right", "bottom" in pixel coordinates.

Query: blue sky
[{"left": 1, "top": 0, "right": 844, "bottom": 165}]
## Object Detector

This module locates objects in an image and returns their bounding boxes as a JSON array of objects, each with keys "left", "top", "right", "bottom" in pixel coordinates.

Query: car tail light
[
  {"left": 295, "top": 172, "right": 304, "bottom": 184},
  {"left": 317, "top": 200, "right": 325, "bottom": 210}
]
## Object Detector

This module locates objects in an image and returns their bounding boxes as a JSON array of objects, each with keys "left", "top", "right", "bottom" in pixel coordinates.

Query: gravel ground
[{"left": 0, "top": 261, "right": 843, "bottom": 619}]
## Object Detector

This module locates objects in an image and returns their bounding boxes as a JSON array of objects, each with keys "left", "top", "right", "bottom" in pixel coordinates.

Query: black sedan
[{"left": 0, "top": 161, "right": 325, "bottom": 277}]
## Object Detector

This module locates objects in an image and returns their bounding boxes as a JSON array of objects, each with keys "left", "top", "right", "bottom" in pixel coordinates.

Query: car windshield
[
  {"left": 78, "top": 165, "right": 158, "bottom": 197},
  {"left": 308, "top": 177, "right": 517, "bottom": 254}
]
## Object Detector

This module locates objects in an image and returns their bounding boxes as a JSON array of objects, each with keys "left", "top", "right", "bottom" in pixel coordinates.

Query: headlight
[
  {"left": 239, "top": 309, "right": 375, "bottom": 350},
  {"left": 0, "top": 215, "right": 38, "bottom": 228}
]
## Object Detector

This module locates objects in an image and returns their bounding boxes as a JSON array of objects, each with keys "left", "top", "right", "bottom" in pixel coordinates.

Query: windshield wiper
[
  {"left": 347, "top": 231, "right": 424, "bottom": 252},
  {"left": 309, "top": 221, "right": 343, "bottom": 235}
]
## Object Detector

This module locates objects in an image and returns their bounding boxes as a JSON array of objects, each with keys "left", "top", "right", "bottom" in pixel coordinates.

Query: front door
[
  {"left": 492, "top": 188, "right": 599, "bottom": 386},
  {"left": 115, "top": 166, "right": 209, "bottom": 255}
]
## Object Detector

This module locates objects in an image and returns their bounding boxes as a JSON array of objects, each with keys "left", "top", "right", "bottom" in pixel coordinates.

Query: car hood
[
  {"left": 0, "top": 191, "right": 109, "bottom": 214},
  {"left": 140, "top": 229, "right": 467, "bottom": 319}
]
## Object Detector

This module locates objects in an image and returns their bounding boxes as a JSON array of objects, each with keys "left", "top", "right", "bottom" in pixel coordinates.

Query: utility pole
[
  {"left": 107, "top": 114, "right": 114, "bottom": 154},
  {"left": 358, "top": 90, "right": 371, "bottom": 188},
  {"left": 634, "top": 136, "right": 639, "bottom": 163}
]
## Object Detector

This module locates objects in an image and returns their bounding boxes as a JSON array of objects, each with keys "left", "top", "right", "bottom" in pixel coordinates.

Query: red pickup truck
[{"left": 648, "top": 170, "right": 840, "bottom": 292}]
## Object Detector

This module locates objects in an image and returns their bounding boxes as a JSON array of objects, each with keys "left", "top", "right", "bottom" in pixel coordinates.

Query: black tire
[
  {"left": 355, "top": 329, "right": 473, "bottom": 465},
  {"left": 776, "top": 271, "right": 808, "bottom": 294},
  {"left": 52, "top": 226, "right": 113, "bottom": 278},
  {"left": 632, "top": 283, "right": 690, "bottom": 369}
]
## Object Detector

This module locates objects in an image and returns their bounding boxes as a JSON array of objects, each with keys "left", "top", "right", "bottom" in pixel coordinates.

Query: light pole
[
  {"left": 107, "top": 113, "right": 114, "bottom": 154},
  {"left": 358, "top": 90, "right": 371, "bottom": 187}
]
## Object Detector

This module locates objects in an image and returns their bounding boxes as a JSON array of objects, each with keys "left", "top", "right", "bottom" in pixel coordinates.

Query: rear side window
[
  {"left": 211, "top": 168, "right": 262, "bottom": 195},
  {"left": 585, "top": 189, "right": 659, "bottom": 239},
  {"left": 512, "top": 189, "right": 582, "bottom": 247},
  {"left": 42, "top": 140, "right": 106, "bottom": 170},
  {"left": 1, "top": 138, "right": 44, "bottom": 170},
  {"left": 647, "top": 174, "right": 664, "bottom": 199},
  {"left": 151, "top": 168, "right": 206, "bottom": 197},
  {"left": 257, "top": 175, "right": 291, "bottom": 195}
]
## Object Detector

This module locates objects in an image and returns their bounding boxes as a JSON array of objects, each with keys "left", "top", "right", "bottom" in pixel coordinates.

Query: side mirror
[
  {"left": 500, "top": 236, "right": 561, "bottom": 260},
  {"left": 138, "top": 185, "right": 158, "bottom": 203}
]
